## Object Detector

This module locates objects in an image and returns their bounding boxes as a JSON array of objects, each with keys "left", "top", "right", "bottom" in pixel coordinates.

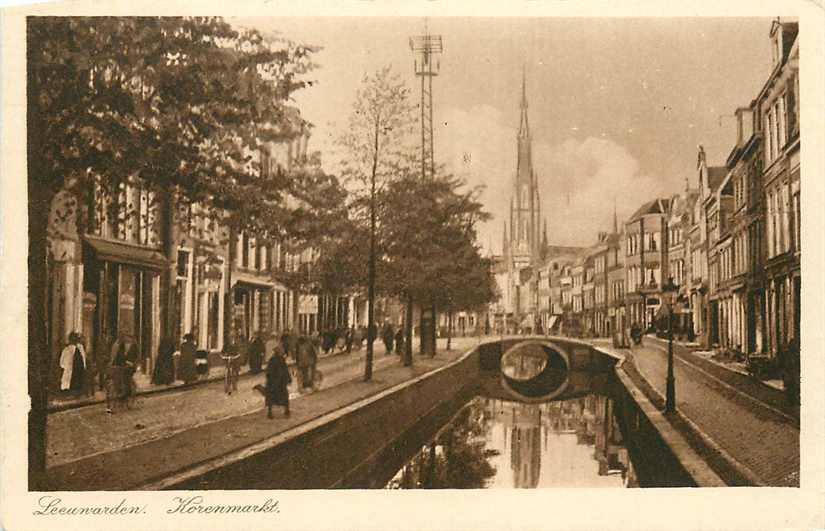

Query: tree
[
  {"left": 337, "top": 66, "right": 416, "bottom": 380},
  {"left": 27, "top": 16, "right": 321, "bottom": 487},
  {"left": 378, "top": 170, "right": 493, "bottom": 359}
]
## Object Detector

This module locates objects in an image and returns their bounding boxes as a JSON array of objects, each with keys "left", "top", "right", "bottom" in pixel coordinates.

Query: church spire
[
  {"left": 542, "top": 218, "right": 548, "bottom": 246},
  {"left": 502, "top": 220, "right": 509, "bottom": 257},
  {"left": 518, "top": 65, "right": 529, "bottom": 139},
  {"left": 613, "top": 198, "right": 618, "bottom": 234}
]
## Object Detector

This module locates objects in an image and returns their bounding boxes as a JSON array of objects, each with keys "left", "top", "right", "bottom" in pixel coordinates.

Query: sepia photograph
[{"left": 2, "top": 2, "right": 825, "bottom": 530}]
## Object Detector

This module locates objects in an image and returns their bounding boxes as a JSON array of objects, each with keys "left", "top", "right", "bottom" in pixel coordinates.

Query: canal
[
  {"left": 365, "top": 339, "right": 695, "bottom": 489},
  {"left": 164, "top": 338, "right": 697, "bottom": 489},
  {"left": 384, "top": 392, "right": 637, "bottom": 489}
]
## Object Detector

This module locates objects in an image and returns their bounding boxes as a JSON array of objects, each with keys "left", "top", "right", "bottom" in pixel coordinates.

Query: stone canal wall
[
  {"left": 591, "top": 345, "right": 726, "bottom": 487},
  {"left": 156, "top": 347, "right": 482, "bottom": 490},
  {"left": 151, "top": 338, "right": 725, "bottom": 489}
]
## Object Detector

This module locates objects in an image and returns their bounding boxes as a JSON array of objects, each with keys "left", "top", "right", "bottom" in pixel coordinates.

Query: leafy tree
[
  {"left": 27, "top": 16, "right": 321, "bottom": 486},
  {"left": 378, "top": 170, "right": 493, "bottom": 357}
]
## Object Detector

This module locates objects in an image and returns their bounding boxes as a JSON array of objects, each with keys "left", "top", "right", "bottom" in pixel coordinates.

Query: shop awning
[
  {"left": 547, "top": 315, "right": 560, "bottom": 332},
  {"left": 232, "top": 271, "right": 278, "bottom": 289},
  {"left": 83, "top": 236, "right": 168, "bottom": 270}
]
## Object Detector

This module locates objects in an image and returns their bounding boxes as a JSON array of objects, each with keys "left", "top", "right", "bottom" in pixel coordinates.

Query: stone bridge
[{"left": 476, "top": 336, "right": 620, "bottom": 403}]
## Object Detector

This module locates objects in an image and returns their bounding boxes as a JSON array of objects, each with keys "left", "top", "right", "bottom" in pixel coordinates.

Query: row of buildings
[
  {"left": 493, "top": 20, "right": 800, "bottom": 368},
  {"left": 45, "top": 115, "right": 365, "bottom": 393}
]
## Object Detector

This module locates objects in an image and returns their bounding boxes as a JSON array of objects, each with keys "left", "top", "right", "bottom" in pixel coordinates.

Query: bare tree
[{"left": 337, "top": 66, "right": 415, "bottom": 380}]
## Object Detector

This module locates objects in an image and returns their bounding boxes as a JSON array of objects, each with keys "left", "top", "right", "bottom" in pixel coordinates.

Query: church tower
[{"left": 510, "top": 68, "right": 541, "bottom": 268}]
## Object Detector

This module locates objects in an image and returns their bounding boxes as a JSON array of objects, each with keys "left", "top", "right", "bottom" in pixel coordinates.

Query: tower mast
[{"left": 409, "top": 20, "right": 443, "bottom": 180}]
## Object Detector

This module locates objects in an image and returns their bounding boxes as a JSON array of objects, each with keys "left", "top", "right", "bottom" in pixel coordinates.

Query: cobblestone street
[
  {"left": 47, "top": 337, "right": 481, "bottom": 469},
  {"left": 626, "top": 338, "right": 799, "bottom": 486}
]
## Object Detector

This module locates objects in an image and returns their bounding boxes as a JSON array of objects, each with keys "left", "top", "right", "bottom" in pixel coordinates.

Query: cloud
[
  {"left": 436, "top": 105, "right": 674, "bottom": 250},
  {"left": 535, "top": 137, "right": 672, "bottom": 246}
]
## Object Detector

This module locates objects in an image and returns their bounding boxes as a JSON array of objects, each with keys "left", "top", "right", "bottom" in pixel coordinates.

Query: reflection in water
[
  {"left": 501, "top": 343, "right": 548, "bottom": 380},
  {"left": 386, "top": 393, "right": 638, "bottom": 489}
]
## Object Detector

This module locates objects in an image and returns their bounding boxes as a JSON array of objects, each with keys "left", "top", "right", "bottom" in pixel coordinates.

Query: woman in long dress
[
  {"left": 256, "top": 348, "right": 291, "bottom": 419},
  {"left": 177, "top": 333, "right": 198, "bottom": 384},
  {"left": 152, "top": 337, "right": 176, "bottom": 385},
  {"left": 59, "top": 332, "right": 86, "bottom": 396}
]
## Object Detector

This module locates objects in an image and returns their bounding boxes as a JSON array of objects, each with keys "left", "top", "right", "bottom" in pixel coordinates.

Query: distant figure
[
  {"left": 382, "top": 322, "right": 395, "bottom": 355},
  {"left": 177, "top": 333, "right": 198, "bottom": 384},
  {"left": 346, "top": 325, "right": 354, "bottom": 353},
  {"left": 59, "top": 332, "right": 87, "bottom": 396},
  {"left": 248, "top": 333, "right": 265, "bottom": 374},
  {"left": 152, "top": 336, "right": 176, "bottom": 385},
  {"left": 630, "top": 324, "right": 642, "bottom": 346},
  {"left": 321, "top": 328, "right": 336, "bottom": 355},
  {"left": 281, "top": 330, "right": 296, "bottom": 363},
  {"left": 394, "top": 328, "right": 404, "bottom": 355},
  {"left": 106, "top": 333, "right": 138, "bottom": 413},
  {"left": 255, "top": 347, "right": 291, "bottom": 419},
  {"left": 296, "top": 336, "right": 316, "bottom": 390},
  {"left": 354, "top": 325, "right": 365, "bottom": 351}
]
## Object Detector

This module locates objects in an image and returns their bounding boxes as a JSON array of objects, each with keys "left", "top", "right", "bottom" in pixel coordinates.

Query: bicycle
[{"left": 220, "top": 352, "right": 240, "bottom": 395}]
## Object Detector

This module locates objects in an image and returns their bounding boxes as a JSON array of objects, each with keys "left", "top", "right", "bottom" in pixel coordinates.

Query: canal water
[
  {"left": 384, "top": 392, "right": 639, "bottom": 489},
  {"left": 383, "top": 341, "right": 642, "bottom": 488}
]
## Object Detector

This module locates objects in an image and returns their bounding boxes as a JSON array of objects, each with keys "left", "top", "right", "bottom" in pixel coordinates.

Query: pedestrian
[
  {"left": 248, "top": 332, "right": 265, "bottom": 374},
  {"left": 394, "top": 327, "right": 404, "bottom": 355},
  {"left": 255, "top": 347, "right": 291, "bottom": 419},
  {"left": 355, "top": 325, "right": 365, "bottom": 351},
  {"left": 296, "top": 336, "right": 313, "bottom": 390},
  {"left": 321, "top": 328, "right": 335, "bottom": 355},
  {"left": 309, "top": 334, "right": 320, "bottom": 382},
  {"left": 281, "top": 329, "right": 296, "bottom": 363},
  {"left": 59, "top": 332, "right": 87, "bottom": 397},
  {"left": 177, "top": 333, "right": 198, "bottom": 384},
  {"left": 106, "top": 333, "right": 138, "bottom": 413},
  {"left": 78, "top": 334, "right": 95, "bottom": 398},
  {"left": 152, "top": 336, "right": 176, "bottom": 385},
  {"left": 346, "top": 324, "right": 354, "bottom": 354},
  {"left": 382, "top": 321, "right": 394, "bottom": 355}
]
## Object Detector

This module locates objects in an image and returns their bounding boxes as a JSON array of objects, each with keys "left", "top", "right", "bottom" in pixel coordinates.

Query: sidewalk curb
[
  {"left": 137, "top": 345, "right": 479, "bottom": 490},
  {"left": 616, "top": 363, "right": 727, "bottom": 487},
  {"left": 612, "top": 360, "right": 727, "bottom": 487},
  {"left": 622, "top": 358, "right": 766, "bottom": 487},
  {"left": 646, "top": 336, "right": 799, "bottom": 423}
]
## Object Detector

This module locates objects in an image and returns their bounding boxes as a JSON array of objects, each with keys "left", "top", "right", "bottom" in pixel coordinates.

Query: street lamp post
[{"left": 662, "top": 276, "right": 678, "bottom": 413}]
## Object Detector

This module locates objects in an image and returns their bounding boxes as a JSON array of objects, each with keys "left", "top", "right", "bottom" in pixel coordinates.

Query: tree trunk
[
  {"left": 431, "top": 303, "right": 437, "bottom": 357},
  {"left": 365, "top": 118, "right": 379, "bottom": 382},
  {"left": 27, "top": 29, "right": 54, "bottom": 487},
  {"left": 161, "top": 189, "right": 178, "bottom": 344},
  {"left": 404, "top": 294, "right": 414, "bottom": 367},
  {"left": 447, "top": 307, "right": 453, "bottom": 351},
  {"left": 224, "top": 226, "right": 236, "bottom": 350},
  {"left": 28, "top": 184, "right": 54, "bottom": 490}
]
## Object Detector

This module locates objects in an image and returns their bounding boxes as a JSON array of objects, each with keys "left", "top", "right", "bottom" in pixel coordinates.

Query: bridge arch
[{"left": 499, "top": 339, "right": 571, "bottom": 403}]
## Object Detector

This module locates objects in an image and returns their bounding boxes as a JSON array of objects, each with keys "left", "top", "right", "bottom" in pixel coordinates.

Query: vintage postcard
[{"left": 1, "top": 1, "right": 824, "bottom": 530}]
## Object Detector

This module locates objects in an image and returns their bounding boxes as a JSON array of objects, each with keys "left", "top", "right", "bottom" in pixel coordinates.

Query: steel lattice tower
[{"left": 409, "top": 23, "right": 442, "bottom": 180}]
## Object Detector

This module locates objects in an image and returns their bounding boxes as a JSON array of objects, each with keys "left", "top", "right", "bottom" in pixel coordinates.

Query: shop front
[
  {"left": 231, "top": 274, "right": 275, "bottom": 345},
  {"left": 174, "top": 247, "right": 227, "bottom": 353},
  {"left": 82, "top": 236, "right": 166, "bottom": 380}
]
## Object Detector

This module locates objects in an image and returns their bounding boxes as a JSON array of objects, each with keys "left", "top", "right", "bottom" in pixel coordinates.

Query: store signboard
[{"left": 299, "top": 295, "right": 318, "bottom": 314}]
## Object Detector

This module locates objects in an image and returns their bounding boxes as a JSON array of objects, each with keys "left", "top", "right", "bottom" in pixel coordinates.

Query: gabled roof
[
  {"left": 627, "top": 198, "right": 670, "bottom": 223},
  {"left": 707, "top": 166, "right": 728, "bottom": 193}
]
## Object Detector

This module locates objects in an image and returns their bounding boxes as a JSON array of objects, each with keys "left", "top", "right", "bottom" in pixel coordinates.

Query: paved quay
[
  {"left": 622, "top": 337, "right": 799, "bottom": 487},
  {"left": 43, "top": 337, "right": 479, "bottom": 491}
]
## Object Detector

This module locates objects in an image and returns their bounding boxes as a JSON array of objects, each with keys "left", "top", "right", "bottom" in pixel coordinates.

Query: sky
[{"left": 232, "top": 17, "right": 775, "bottom": 251}]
